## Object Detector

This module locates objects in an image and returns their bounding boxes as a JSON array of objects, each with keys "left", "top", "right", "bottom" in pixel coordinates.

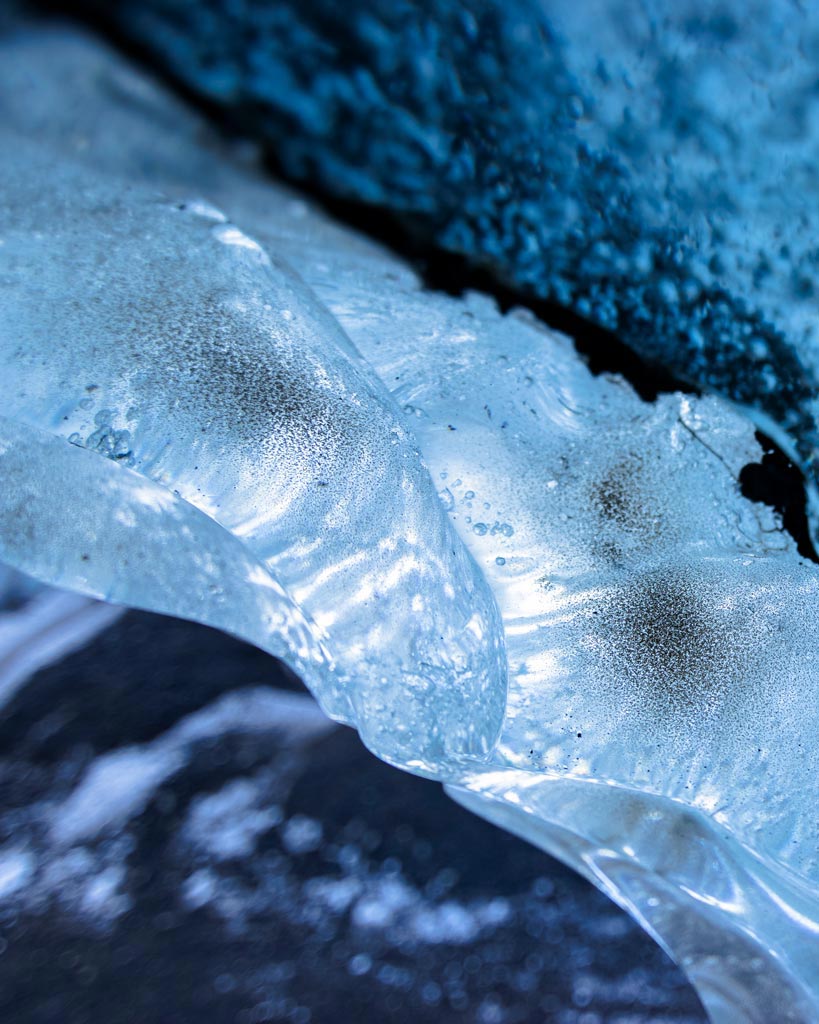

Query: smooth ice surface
[{"left": 3, "top": 24, "right": 819, "bottom": 1023}]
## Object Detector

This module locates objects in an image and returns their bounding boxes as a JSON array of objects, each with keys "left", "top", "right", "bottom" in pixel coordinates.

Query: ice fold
[
  {"left": 3, "top": 24, "right": 819, "bottom": 1024},
  {"left": 0, "top": 119, "right": 506, "bottom": 775}
]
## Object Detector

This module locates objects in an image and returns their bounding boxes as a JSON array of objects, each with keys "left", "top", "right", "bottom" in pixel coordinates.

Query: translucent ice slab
[
  {"left": 3, "top": 24, "right": 819, "bottom": 1023},
  {"left": 0, "top": 134, "right": 505, "bottom": 774}
]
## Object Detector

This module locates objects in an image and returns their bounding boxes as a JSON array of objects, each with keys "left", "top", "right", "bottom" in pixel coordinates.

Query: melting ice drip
[{"left": 2, "top": 24, "right": 819, "bottom": 1024}]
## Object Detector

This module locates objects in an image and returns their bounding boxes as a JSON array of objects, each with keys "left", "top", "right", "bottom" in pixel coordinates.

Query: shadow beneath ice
[{"left": 0, "top": 609, "right": 706, "bottom": 1023}]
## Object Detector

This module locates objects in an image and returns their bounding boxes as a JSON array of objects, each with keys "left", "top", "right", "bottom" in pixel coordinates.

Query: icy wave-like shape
[
  {"left": 0, "top": 137, "right": 506, "bottom": 774},
  {"left": 3, "top": 24, "right": 819, "bottom": 1023}
]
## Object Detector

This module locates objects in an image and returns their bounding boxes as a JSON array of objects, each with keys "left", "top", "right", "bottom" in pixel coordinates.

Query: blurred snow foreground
[{"left": 1, "top": 24, "right": 819, "bottom": 1024}]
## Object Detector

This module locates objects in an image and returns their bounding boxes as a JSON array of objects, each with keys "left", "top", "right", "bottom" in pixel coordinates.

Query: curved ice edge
[
  {"left": 448, "top": 769, "right": 819, "bottom": 1024},
  {"left": 3, "top": 21, "right": 818, "bottom": 1017},
  {"left": 3, "top": 412, "right": 815, "bottom": 1020},
  {"left": 0, "top": 414, "right": 336, "bottom": 712},
  {"left": 0, "top": 414, "right": 503, "bottom": 781}
]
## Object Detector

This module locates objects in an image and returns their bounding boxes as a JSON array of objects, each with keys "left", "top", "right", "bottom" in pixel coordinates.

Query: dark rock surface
[{"left": 0, "top": 610, "right": 705, "bottom": 1023}]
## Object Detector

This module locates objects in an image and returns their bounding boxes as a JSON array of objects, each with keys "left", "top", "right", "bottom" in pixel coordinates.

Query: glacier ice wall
[{"left": 3, "top": 22, "right": 819, "bottom": 1024}]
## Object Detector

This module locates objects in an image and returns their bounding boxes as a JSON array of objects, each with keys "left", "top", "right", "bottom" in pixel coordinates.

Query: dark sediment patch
[{"left": 592, "top": 566, "right": 752, "bottom": 720}]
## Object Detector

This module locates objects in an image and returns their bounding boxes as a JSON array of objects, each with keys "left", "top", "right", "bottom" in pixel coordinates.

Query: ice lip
[
  {"left": 0, "top": 139, "right": 507, "bottom": 774},
  {"left": 0, "top": 414, "right": 331, "bottom": 696}
]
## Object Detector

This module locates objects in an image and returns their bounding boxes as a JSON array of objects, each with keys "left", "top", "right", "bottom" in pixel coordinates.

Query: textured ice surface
[
  {"left": 2, "top": 23, "right": 819, "bottom": 1023},
  {"left": 0, "top": 114, "right": 505, "bottom": 774},
  {"left": 65, "top": 0, "right": 819, "bottom": 541}
]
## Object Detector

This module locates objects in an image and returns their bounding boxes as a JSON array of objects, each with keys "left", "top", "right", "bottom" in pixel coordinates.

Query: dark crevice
[
  {"left": 740, "top": 433, "right": 818, "bottom": 563},
  {"left": 272, "top": 178, "right": 819, "bottom": 564},
  {"left": 263, "top": 164, "right": 696, "bottom": 404}
]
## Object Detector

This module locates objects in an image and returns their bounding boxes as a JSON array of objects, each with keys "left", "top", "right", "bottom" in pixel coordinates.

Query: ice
[
  {"left": 64, "top": 0, "right": 819, "bottom": 539},
  {"left": 0, "top": 104, "right": 506, "bottom": 775},
  {"left": 2, "top": 24, "right": 819, "bottom": 1022},
  {"left": 49, "top": 687, "right": 332, "bottom": 846},
  {"left": 0, "top": 684, "right": 336, "bottom": 933},
  {"left": 0, "top": 849, "right": 35, "bottom": 900},
  {"left": 185, "top": 779, "right": 286, "bottom": 861}
]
